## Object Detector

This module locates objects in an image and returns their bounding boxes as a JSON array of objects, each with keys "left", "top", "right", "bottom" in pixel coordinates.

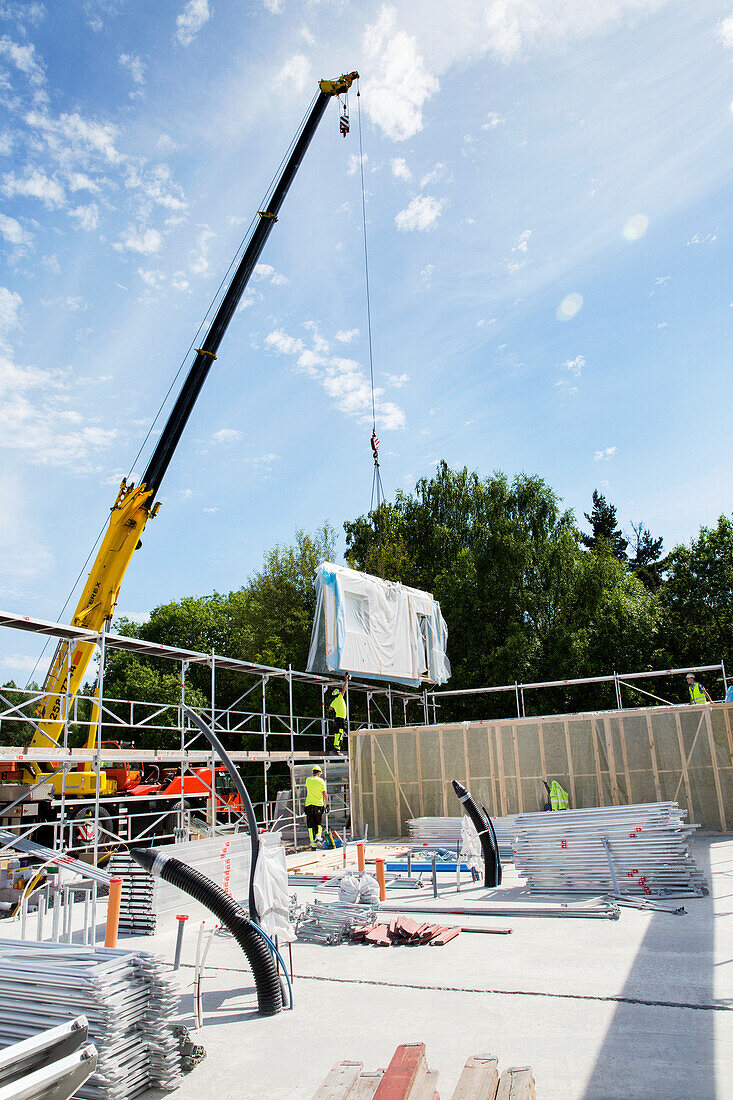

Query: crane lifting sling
[{"left": 26, "top": 72, "right": 359, "bottom": 793}]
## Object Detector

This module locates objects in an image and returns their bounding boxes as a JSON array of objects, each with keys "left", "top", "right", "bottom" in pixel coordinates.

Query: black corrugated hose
[
  {"left": 451, "top": 779, "right": 501, "bottom": 888},
  {"left": 130, "top": 847, "right": 283, "bottom": 1015}
]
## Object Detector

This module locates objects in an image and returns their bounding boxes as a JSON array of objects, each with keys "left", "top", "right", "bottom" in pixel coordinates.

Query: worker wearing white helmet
[{"left": 304, "top": 764, "right": 329, "bottom": 850}]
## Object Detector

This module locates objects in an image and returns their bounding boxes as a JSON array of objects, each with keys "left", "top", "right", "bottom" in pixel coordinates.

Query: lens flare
[
  {"left": 556, "top": 292, "right": 583, "bottom": 321},
  {"left": 622, "top": 214, "right": 649, "bottom": 241}
]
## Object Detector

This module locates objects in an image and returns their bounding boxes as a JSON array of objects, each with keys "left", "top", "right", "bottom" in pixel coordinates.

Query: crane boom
[{"left": 27, "top": 72, "right": 358, "bottom": 785}]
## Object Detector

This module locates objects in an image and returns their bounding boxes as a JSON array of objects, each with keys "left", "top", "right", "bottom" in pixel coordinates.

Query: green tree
[
  {"left": 346, "top": 464, "right": 660, "bottom": 717},
  {"left": 659, "top": 515, "right": 733, "bottom": 672},
  {"left": 582, "top": 490, "right": 628, "bottom": 560},
  {"left": 628, "top": 521, "right": 666, "bottom": 590}
]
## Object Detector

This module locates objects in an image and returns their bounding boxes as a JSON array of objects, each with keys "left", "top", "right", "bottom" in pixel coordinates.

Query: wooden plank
[
  {"left": 370, "top": 733, "right": 380, "bottom": 838},
  {"left": 374, "top": 736, "right": 415, "bottom": 833},
  {"left": 463, "top": 725, "right": 471, "bottom": 792},
  {"left": 589, "top": 717, "right": 604, "bottom": 804},
  {"left": 495, "top": 1066, "right": 535, "bottom": 1100},
  {"left": 350, "top": 1072, "right": 386, "bottom": 1100},
  {"left": 563, "top": 719, "right": 577, "bottom": 807},
  {"left": 704, "top": 707, "right": 727, "bottom": 831},
  {"left": 373, "top": 1044, "right": 428, "bottom": 1100},
  {"left": 486, "top": 726, "right": 500, "bottom": 817},
  {"left": 601, "top": 717, "right": 621, "bottom": 805},
  {"left": 310, "top": 1061, "right": 364, "bottom": 1100},
  {"left": 617, "top": 715, "right": 632, "bottom": 805},
  {"left": 645, "top": 714, "right": 663, "bottom": 802},
  {"left": 450, "top": 1055, "right": 499, "bottom": 1100},
  {"left": 439, "top": 729, "right": 449, "bottom": 816},
  {"left": 355, "top": 731, "right": 365, "bottom": 842},
  {"left": 673, "top": 711, "right": 698, "bottom": 820},
  {"left": 415, "top": 728, "right": 425, "bottom": 818},
  {"left": 537, "top": 722, "right": 547, "bottom": 791},
  {"left": 511, "top": 724, "right": 523, "bottom": 813},
  {"left": 495, "top": 729, "right": 508, "bottom": 817},
  {"left": 409, "top": 1069, "right": 440, "bottom": 1100}
]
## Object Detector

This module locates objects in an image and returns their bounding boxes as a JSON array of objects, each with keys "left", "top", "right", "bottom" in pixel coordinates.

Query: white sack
[{"left": 252, "top": 832, "right": 296, "bottom": 943}]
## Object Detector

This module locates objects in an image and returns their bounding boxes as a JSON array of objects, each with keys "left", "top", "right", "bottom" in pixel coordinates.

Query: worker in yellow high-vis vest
[
  {"left": 304, "top": 764, "right": 328, "bottom": 850},
  {"left": 686, "top": 672, "right": 712, "bottom": 704},
  {"left": 328, "top": 674, "right": 349, "bottom": 754}
]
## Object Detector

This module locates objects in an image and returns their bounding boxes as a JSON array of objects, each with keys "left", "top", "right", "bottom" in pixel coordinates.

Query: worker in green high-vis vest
[
  {"left": 686, "top": 672, "right": 712, "bottom": 704},
  {"left": 328, "top": 674, "right": 349, "bottom": 755}
]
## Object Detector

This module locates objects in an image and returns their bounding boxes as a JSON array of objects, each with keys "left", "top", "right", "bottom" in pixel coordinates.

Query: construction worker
[
  {"left": 549, "top": 780, "right": 569, "bottom": 811},
  {"left": 329, "top": 674, "right": 349, "bottom": 754},
  {"left": 304, "top": 764, "right": 328, "bottom": 849},
  {"left": 686, "top": 672, "right": 712, "bottom": 704}
]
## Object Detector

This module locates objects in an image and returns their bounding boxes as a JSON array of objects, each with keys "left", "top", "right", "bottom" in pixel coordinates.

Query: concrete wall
[{"left": 351, "top": 702, "right": 733, "bottom": 837}]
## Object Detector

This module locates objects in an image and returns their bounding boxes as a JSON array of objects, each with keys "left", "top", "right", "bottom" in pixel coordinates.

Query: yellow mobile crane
[{"left": 18, "top": 73, "right": 358, "bottom": 802}]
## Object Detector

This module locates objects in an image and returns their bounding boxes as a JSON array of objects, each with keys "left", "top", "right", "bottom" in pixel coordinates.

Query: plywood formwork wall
[{"left": 351, "top": 702, "right": 733, "bottom": 837}]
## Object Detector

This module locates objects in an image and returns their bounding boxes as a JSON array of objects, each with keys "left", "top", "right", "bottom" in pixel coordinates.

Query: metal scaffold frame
[{"left": 0, "top": 609, "right": 417, "bottom": 854}]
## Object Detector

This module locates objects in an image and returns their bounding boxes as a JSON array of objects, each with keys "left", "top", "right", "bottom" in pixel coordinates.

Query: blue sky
[{"left": 0, "top": 0, "right": 731, "bottom": 684}]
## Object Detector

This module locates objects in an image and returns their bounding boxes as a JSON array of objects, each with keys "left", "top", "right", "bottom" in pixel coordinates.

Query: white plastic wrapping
[
  {"left": 252, "top": 833, "right": 296, "bottom": 943},
  {"left": 306, "top": 561, "right": 450, "bottom": 687}
]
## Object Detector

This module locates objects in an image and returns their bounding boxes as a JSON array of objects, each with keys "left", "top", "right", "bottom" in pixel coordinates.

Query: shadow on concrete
[{"left": 583, "top": 838, "right": 719, "bottom": 1099}]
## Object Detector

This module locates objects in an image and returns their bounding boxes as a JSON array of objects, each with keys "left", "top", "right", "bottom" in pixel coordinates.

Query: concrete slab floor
[
  {"left": 3, "top": 834, "right": 733, "bottom": 1098},
  {"left": 135, "top": 834, "right": 733, "bottom": 1099}
]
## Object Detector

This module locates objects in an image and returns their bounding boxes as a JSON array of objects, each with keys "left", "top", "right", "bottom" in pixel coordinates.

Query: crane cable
[{"left": 356, "top": 85, "right": 386, "bottom": 577}]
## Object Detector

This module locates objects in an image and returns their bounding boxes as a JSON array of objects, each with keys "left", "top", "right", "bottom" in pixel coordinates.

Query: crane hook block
[{"left": 319, "top": 71, "right": 359, "bottom": 96}]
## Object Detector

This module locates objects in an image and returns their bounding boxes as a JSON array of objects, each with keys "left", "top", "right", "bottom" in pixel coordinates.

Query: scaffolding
[{"left": 0, "top": 609, "right": 416, "bottom": 856}]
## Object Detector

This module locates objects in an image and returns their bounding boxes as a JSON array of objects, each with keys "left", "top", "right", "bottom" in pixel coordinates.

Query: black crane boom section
[{"left": 141, "top": 74, "right": 357, "bottom": 499}]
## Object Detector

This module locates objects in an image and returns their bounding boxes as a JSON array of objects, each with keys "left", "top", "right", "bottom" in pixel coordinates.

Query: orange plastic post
[
  {"left": 105, "top": 876, "right": 122, "bottom": 948},
  {"left": 375, "top": 858, "right": 386, "bottom": 901},
  {"left": 357, "top": 842, "right": 365, "bottom": 872}
]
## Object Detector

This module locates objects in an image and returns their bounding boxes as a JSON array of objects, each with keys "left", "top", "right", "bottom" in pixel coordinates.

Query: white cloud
[
  {"left": 265, "top": 324, "right": 406, "bottom": 430},
  {"left": 277, "top": 53, "right": 311, "bottom": 95},
  {"left": 114, "top": 225, "right": 162, "bottom": 254},
  {"left": 0, "top": 286, "right": 22, "bottom": 350},
  {"left": 390, "top": 157, "right": 411, "bottom": 181},
  {"left": 265, "top": 329, "right": 305, "bottom": 356},
  {"left": 263, "top": 0, "right": 283, "bottom": 11},
  {"left": 2, "top": 168, "right": 64, "bottom": 207},
  {"left": 686, "top": 231, "right": 717, "bottom": 245},
  {"left": 26, "top": 110, "right": 122, "bottom": 165},
  {"left": 335, "top": 328, "right": 359, "bottom": 343},
  {"left": 476, "top": 317, "right": 496, "bottom": 327},
  {"left": 0, "top": 35, "right": 45, "bottom": 86},
  {"left": 593, "top": 446, "right": 617, "bottom": 462},
  {"left": 362, "top": 6, "right": 440, "bottom": 141},
  {"left": 506, "top": 259, "right": 526, "bottom": 274},
  {"left": 482, "top": 112, "right": 505, "bottom": 129},
  {"left": 203, "top": 506, "right": 219, "bottom": 513},
  {"left": 395, "top": 194, "right": 443, "bottom": 231},
  {"left": 652, "top": 321, "right": 668, "bottom": 329},
  {"left": 347, "top": 153, "right": 368, "bottom": 176},
  {"left": 420, "top": 163, "right": 444, "bottom": 187},
  {"left": 622, "top": 213, "right": 649, "bottom": 241},
  {"left": 717, "top": 13, "right": 733, "bottom": 49},
  {"left": 0, "top": 132, "right": 12, "bottom": 156},
  {"left": 300, "top": 25, "right": 315, "bottom": 44},
  {"left": 119, "top": 53, "right": 145, "bottom": 87},
  {"left": 176, "top": 0, "right": 210, "bottom": 46},
  {"left": 41, "top": 253, "right": 59, "bottom": 273},
  {"left": 213, "top": 428, "right": 243, "bottom": 443},
  {"left": 556, "top": 292, "right": 583, "bottom": 321},
  {"left": 190, "top": 225, "right": 214, "bottom": 273},
  {"left": 562, "top": 354, "right": 585, "bottom": 377},
  {"left": 69, "top": 202, "right": 98, "bottom": 231},
  {"left": 512, "top": 228, "right": 531, "bottom": 252},
  {"left": 385, "top": 372, "right": 409, "bottom": 386},
  {"left": 123, "top": 611, "right": 151, "bottom": 624},
  {"left": 420, "top": 264, "right": 435, "bottom": 282},
  {"left": 0, "top": 323, "right": 118, "bottom": 468},
  {"left": 0, "top": 212, "right": 31, "bottom": 247},
  {"left": 254, "top": 262, "right": 287, "bottom": 285},
  {"left": 654, "top": 275, "right": 670, "bottom": 286},
  {"left": 137, "top": 268, "right": 166, "bottom": 288}
]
